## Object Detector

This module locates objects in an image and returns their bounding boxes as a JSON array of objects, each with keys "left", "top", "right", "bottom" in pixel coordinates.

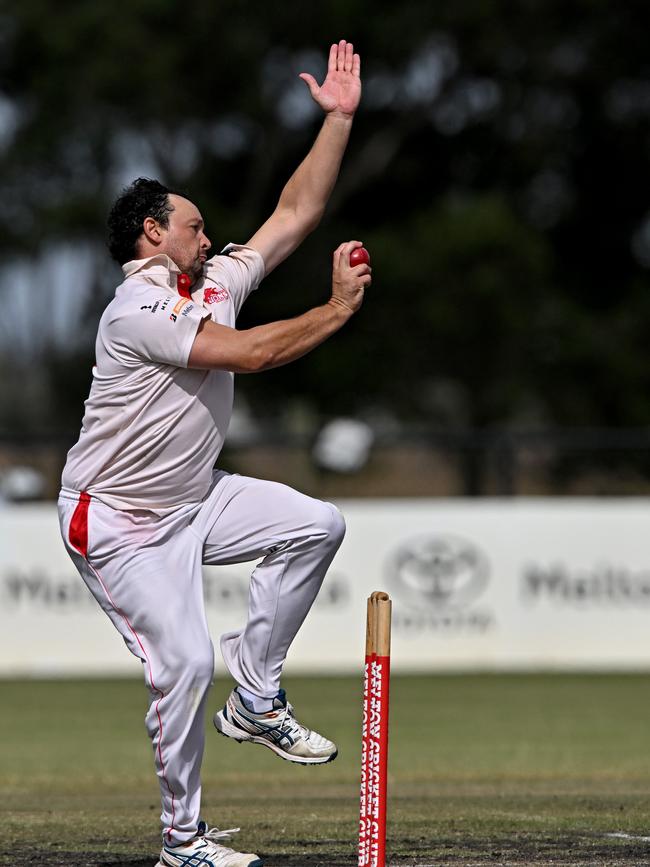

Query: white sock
[{"left": 237, "top": 686, "right": 275, "bottom": 713}]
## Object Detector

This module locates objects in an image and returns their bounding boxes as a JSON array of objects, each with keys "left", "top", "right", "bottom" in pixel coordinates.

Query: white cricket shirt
[{"left": 61, "top": 244, "right": 265, "bottom": 513}]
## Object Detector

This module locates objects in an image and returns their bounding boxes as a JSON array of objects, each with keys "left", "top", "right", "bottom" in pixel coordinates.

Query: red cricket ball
[{"left": 349, "top": 246, "right": 370, "bottom": 267}]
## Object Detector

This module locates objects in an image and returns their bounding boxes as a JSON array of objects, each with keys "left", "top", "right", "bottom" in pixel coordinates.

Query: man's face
[{"left": 159, "top": 194, "right": 212, "bottom": 282}]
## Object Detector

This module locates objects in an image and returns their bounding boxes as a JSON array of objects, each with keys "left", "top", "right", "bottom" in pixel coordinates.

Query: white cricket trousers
[{"left": 57, "top": 470, "right": 345, "bottom": 846}]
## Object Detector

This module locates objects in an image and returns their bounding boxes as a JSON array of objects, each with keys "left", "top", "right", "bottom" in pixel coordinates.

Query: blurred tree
[{"left": 1, "top": 0, "right": 650, "bottom": 437}]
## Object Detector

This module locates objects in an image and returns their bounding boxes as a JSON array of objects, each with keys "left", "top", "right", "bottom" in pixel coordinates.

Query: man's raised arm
[{"left": 246, "top": 40, "right": 361, "bottom": 275}]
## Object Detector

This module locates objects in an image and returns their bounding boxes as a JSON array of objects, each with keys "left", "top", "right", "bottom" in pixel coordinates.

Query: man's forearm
[
  {"left": 239, "top": 299, "right": 352, "bottom": 372},
  {"left": 277, "top": 112, "right": 353, "bottom": 228},
  {"left": 188, "top": 301, "right": 352, "bottom": 373},
  {"left": 188, "top": 238, "right": 368, "bottom": 373}
]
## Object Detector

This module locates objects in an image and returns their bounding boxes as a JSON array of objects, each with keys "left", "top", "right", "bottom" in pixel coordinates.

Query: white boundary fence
[{"left": 2, "top": 499, "right": 650, "bottom": 676}]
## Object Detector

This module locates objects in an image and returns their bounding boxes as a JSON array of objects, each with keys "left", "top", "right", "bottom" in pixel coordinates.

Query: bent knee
[
  {"left": 157, "top": 640, "right": 215, "bottom": 691},
  {"left": 319, "top": 502, "right": 346, "bottom": 548}
]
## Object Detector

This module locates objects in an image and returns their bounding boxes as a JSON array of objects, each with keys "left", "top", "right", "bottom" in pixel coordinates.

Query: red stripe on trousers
[
  {"left": 69, "top": 491, "right": 91, "bottom": 557},
  {"left": 66, "top": 491, "right": 178, "bottom": 839}
]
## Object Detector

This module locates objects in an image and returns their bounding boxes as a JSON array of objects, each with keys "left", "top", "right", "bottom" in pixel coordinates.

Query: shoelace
[
  {"left": 279, "top": 702, "right": 312, "bottom": 739},
  {"left": 201, "top": 827, "right": 240, "bottom": 843}
]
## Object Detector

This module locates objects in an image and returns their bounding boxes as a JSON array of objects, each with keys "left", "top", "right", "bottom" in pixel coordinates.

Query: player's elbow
[
  {"left": 300, "top": 197, "right": 326, "bottom": 234},
  {"left": 278, "top": 201, "right": 322, "bottom": 239},
  {"left": 299, "top": 206, "right": 322, "bottom": 235},
  {"left": 238, "top": 340, "right": 277, "bottom": 374}
]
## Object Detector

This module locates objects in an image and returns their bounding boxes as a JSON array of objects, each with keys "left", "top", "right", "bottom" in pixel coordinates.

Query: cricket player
[{"left": 57, "top": 40, "right": 371, "bottom": 867}]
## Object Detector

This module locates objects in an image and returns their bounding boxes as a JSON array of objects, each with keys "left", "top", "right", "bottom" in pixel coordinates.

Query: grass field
[{"left": 3, "top": 674, "right": 650, "bottom": 866}]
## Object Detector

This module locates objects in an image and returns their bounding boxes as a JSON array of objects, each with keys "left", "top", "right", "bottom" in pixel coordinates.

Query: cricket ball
[{"left": 349, "top": 246, "right": 370, "bottom": 267}]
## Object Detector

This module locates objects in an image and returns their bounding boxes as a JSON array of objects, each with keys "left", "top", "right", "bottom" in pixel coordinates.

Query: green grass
[{"left": 3, "top": 674, "right": 650, "bottom": 864}]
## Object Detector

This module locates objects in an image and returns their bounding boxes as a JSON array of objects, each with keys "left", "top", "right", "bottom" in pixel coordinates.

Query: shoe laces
[
  {"left": 278, "top": 701, "right": 312, "bottom": 740},
  {"left": 196, "top": 826, "right": 241, "bottom": 857},
  {"left": 201, "top": 826, "right": 240, "bottom": 845}
]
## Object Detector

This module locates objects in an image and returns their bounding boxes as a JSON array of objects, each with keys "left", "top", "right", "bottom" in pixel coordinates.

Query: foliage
[{"left": 1, "top": 0, "right": 650, "bottom": 431}]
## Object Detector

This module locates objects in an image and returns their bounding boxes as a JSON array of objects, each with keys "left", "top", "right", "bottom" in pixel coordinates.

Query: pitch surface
[{"left": 3, "top": 674, "right": 650, "bottom": 865}]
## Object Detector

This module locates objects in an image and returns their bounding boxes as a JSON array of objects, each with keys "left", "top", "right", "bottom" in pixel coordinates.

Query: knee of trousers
[
  {"left": 153, "top": 639, "right": 215, "bottom": 696},
  {"left": 314, "top": 502, "right": 346, "bottom": 552}
]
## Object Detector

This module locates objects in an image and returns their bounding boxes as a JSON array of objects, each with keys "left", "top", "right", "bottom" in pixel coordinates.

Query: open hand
[{"left": 299, "top": 40, "right": 361, "bottom": 118}]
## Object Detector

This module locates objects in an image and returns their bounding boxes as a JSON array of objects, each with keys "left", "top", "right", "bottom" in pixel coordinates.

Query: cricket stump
[{"left": 358, "top": 591, "right": 392, "bottom": 867}]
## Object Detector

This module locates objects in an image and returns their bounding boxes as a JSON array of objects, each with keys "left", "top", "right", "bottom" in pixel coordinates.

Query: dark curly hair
[{"left": 107, "top": 178, "right": 180, "bottom": 265}]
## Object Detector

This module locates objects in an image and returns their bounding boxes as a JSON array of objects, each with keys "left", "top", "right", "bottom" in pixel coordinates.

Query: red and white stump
[{"left": 359, "top": 591, "right": 392, "bottom": 867}]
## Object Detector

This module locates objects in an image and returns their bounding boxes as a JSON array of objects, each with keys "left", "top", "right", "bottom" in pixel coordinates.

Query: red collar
[{"left": 177, "top": 273, "right": 192, "bottom": 298}]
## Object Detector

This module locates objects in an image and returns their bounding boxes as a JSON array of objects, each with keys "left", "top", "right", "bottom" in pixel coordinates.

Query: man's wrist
[
  {"left": 326, "top": 297, "right": 355, "bottom": 320},
  {"left": 324, "top": 110, "right": 355, "bottom": 127}
]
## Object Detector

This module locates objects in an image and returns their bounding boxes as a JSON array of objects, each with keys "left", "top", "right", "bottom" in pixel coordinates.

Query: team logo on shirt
[{"left": 204, "top": 285, "right": 229, "bottom": 305}]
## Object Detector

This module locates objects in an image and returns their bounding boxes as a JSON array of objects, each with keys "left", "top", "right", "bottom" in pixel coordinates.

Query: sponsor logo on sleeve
[
  {"left": 204, "top": 285, "right": 230, "bottom": 305},
  {"left": 170, "top": 297, "right": 191, "bottom": 322}
]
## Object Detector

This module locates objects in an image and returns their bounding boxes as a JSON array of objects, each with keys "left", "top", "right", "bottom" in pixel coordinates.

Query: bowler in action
[{"left": 58, "top": 40, "right": 371, "bottom": 867}]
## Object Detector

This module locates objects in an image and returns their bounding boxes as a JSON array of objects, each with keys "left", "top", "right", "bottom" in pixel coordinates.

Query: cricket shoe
[
  {"left": 157, "top": 822, "right": 262, "bottom": 867},
  {"left": 214, "top": 688, "right": 338, "bottom": 765}
]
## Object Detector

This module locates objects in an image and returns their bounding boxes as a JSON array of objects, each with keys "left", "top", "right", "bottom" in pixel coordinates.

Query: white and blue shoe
[
  {"left": 157, "top": 822, "right": 262, "bottom": 867},
  {"left": 214, "top": 688, "right": 338, "bottom": 766}
]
